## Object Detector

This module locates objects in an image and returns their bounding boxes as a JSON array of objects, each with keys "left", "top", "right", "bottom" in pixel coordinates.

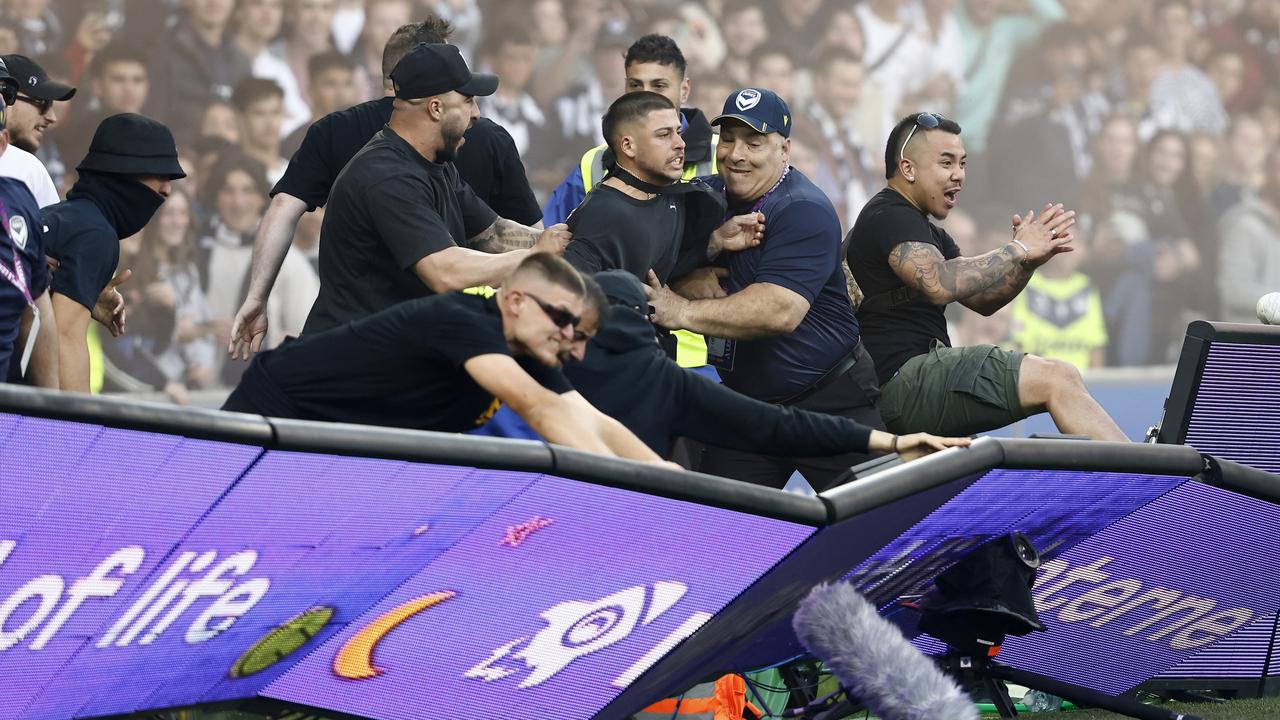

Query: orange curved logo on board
[{"left": 333, "top": 591, "right": 457, "bottom": 680}]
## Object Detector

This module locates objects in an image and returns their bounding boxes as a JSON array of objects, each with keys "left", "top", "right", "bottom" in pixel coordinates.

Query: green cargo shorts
[{"left": 880, "top": 341, "right": 1028, "bottom": 436}]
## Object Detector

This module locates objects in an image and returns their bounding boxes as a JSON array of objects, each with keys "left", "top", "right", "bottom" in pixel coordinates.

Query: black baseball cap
[
  {"left": 0, "top": 54, "right": 76, "bottom": 102},
  {"left": 389, "top": 43, "right": 497, "bottom": 100},
  {"left": 0, "top": 57, "right": 17, "bottom": 107},
  {"left": 711, "top": 87, "right": 791, "bottom": 138}
]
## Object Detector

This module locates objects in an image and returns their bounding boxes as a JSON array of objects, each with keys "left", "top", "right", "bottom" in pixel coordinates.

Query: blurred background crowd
[{"left": 6, "top": 0, "right": 1279, "bottom": 401}]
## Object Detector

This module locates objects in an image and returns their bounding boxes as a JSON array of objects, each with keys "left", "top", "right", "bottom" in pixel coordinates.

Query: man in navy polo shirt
[{"left": 646, "top": 88, "right": 885, "bottom": 490}]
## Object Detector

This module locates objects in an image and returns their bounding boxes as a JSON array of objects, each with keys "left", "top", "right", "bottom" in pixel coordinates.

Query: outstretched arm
[
  {"left": 676, "top": 367, "right": 968, "bottom": 460},
  {"left": 419, "top": 224, "right": 572, "bottom": 292},
  {"left": 465, "top": 354, "right": 665, "bottom": 464},
  {"left": 466, "top": 218, "right": 551, "bottom": 253},
  {"left": 229, "top": 192, "right": 309, "bottom": 359},
  {"left": 887, "top": 203, "right": 1075, "bottom": 316}
]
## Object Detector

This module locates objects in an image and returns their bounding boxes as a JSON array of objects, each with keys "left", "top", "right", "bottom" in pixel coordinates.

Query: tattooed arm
[
  {"left": 887, "top": 204, "right": 1077, "bottom": 316},
  {"left": 887, "top": 241, "right": 1031, "bottom": 315},
  {"left": 466, "top": 218, "right": 541, "bottom": 253},
  {"left": 415, "top": 223, "right": 573, "bottom": 292}
]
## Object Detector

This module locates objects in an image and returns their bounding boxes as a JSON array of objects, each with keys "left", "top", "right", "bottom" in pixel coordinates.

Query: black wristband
[{"left": 891, "top": 434, "right": 899, "bottom": 454}]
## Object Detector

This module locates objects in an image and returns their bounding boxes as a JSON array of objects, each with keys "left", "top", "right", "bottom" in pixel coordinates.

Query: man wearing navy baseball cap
[
  {"left": 303, "top": 43, "right": 572, "bottom": 336},
  {"left": 645, "top": 87, "right": 886, "bottom": 489}
]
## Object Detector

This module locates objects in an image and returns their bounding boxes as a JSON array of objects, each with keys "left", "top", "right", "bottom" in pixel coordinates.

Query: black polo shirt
[
  {"left": 224, "top": 293, "right": 573, "bottom": 431},
  {"left": 302, "top": 126, "right": 498, "bottom": 334},
  {"left": 272, "top": 97, "right": 539, "bottom": 221}
]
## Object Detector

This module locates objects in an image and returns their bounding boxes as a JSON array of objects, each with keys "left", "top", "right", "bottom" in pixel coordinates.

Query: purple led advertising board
[
  {"left": 0, "top": 412, "right": 262, "bottom": 719},
  {"left": 263, "top": 475, "right": 816, "bottom": 720},
  {"left": 842, "top": 469, "right": 1188, "bottom": 610},
  {"left": 2, "top": 410, "right": 817, "bottom": 720},
  {"left": 998, "top": 481, "right": 1280, "bottom": 695},
  {"left": 1183, "top": 341, "right": 1280, "bottom": 474}
]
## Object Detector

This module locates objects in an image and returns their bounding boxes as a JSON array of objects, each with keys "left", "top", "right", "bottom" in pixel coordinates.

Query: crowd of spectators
[{"left": 5, "top": 0, "right": 1279, "bottom": 401}]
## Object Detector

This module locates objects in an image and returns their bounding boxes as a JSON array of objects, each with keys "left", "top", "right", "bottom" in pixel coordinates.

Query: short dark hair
[
  {"left": 510, "top": 252, "right": 586, "bottom": 296},
  {"left": 884, "top": 112, "right": 963, "bottom": 179},
  {"left": 480, "top": 19, "right": 537, "bottom": 59},
  {"left": 200, "top": 151, "right": 269, "bottom": 210},
  {"left": 625, "top": 34, "right": 686, "bottom": 76},
  {"left": 381, "top": 16, "right": 453, "bottom": 81},
  {"left": 748, "top": 45, "right": 791, "bottom": 73},
  {"left": 601, "top": 90, "right": 675, "bottom": 153},
  {"left": 307, "top": 49, "right": 355, "bottom": 81},
  {"left": 88, "top": 42, "right": 148, "bottom": 80},
  {"left": 812, "top": 45, "right": 863, "bottom": 74},
  {"left": 230, "top": 77, "right": 283, "bottom": 111}
]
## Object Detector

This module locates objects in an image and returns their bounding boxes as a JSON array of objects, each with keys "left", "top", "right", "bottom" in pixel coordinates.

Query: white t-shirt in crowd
[{"left": 0, "top": 145, "right": 59, "bottom": 207}]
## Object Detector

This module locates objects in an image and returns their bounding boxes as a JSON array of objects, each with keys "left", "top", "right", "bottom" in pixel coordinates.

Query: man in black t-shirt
[
  {"left": 846, "top": 113, "right": 1127, "bottom": 440},
  {"left": 228, "top": 17, "right": 544, "bottom": 357},
  {"left": 300, "top": 43, "right": 571, "bottom": 335},
  {"left": 564, "top": 91, "right": 758, "bottom": 287},
  {"left": 223, "top": 254, "right": 666, "bottom": 465}
]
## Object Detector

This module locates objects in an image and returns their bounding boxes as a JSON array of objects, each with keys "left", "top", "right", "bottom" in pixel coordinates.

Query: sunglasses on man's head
[
  {"left": 17, "top": 94, "right": 54, "bottom": 115},
  {"left": 899, "top": 112, "right": 947, "bottom": 162},
  {"left": 525, "top": 292, "right": 581, "bottom": 330}
]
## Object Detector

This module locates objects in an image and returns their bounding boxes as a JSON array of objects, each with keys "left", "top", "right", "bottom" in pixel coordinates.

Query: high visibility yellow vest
[{"left": 579, "top": 144, "right": 718, "bottom": 369}]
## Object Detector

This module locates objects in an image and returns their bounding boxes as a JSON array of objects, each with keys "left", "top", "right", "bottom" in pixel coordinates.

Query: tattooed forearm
[
  {"left": 466, "top": 218, "right": 539, "bottom": 253},
  {"left": 888, "top": 241, "right": 1028, "bottom": 306}
]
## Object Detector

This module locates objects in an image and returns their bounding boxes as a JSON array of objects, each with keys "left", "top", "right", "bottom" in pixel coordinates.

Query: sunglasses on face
[
  {"left": 899, "top": 112, "right": 946, "bottom": 162},
  {"left": 525, "top": 292, "right": 581, "bottom": 330},
  {"left": 0, "top": 81, "right": 14, "bottom": 107},
  {"left": 17, "top": 94, "right": 54, "bottom": 116}
]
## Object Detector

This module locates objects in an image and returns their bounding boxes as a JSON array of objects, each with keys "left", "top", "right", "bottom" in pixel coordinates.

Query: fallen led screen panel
[
  {"left": 0, "top": 410, "right": 817, "bottom": 720},
  {"left": 1159, "top": 322, "right": 1280, "bottom": 474},
  {"left": 607, "top": 460, "right": 1280, "bottom": 718}
]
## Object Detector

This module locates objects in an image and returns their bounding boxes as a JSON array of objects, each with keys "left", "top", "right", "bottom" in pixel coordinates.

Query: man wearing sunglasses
[
  {"left": 223, "top": 253, "right": 668, "bottom": 466},
  {"left": 0, "top": 55, "right": 73, "bottom": 209},
  {"left": 0, "top": 64, "right": 59, "bottom": 389},
  {"left": 845, "top": 112, "right": 1127, "bottom": 441}
]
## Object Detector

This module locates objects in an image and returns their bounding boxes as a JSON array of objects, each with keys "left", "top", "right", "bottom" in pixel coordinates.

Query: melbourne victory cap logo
[{"left": 736, "top": 89, "right": 761, "bottom": 111}]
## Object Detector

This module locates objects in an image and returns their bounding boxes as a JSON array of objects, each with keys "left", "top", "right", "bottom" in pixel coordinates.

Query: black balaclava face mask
[{"left": 67, "top": 171, "right": 165, "bottom": 239}]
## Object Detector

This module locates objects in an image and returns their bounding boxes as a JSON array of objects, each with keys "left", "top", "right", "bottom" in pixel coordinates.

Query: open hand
[
  {"left": 91, "top": 269, "right": 131, "bottom": 337},
  {"left": 1012, "top": 203, "right": 1075, "bottom": 267},
  {"left": 895, "top": 432, "right": 971, "bottom": 462},
  {"left": 229, "top": 297, "right": 269, "bottom": 360}
]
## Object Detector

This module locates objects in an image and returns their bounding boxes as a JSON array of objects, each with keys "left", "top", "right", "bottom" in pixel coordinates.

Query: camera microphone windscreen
[{"left": 793, "top": 582, "right": 977, "bottom": 720}]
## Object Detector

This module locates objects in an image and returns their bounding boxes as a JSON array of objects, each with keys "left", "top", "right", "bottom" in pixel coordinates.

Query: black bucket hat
[{"left": 76, "top": 113, "right": 186, "bottom": 180}]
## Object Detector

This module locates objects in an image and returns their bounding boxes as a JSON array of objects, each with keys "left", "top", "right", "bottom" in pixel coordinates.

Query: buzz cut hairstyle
[
  {"left": 307, "top": 49, "right": 356, "bottom": 81},
  {"left": 625, "top": 34, "right": 686, "bottom": 77},
  {"left": 381, "top": 16, "right": 454, "bottom": 81},
  {"left": 884, "top": 112, "right": 963, "bottom": 180},
  {"left": 230, "top": 77, "right": 284, "bottom": 111},
  {"left": 511, "top": 253, "right": 587, "bottom": 297},
  {"left": 88, "top": 42, "right": 148, "bottom": 80},
  {"left": 601, "top": 90, "right": 675, "bottom": 153}
]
